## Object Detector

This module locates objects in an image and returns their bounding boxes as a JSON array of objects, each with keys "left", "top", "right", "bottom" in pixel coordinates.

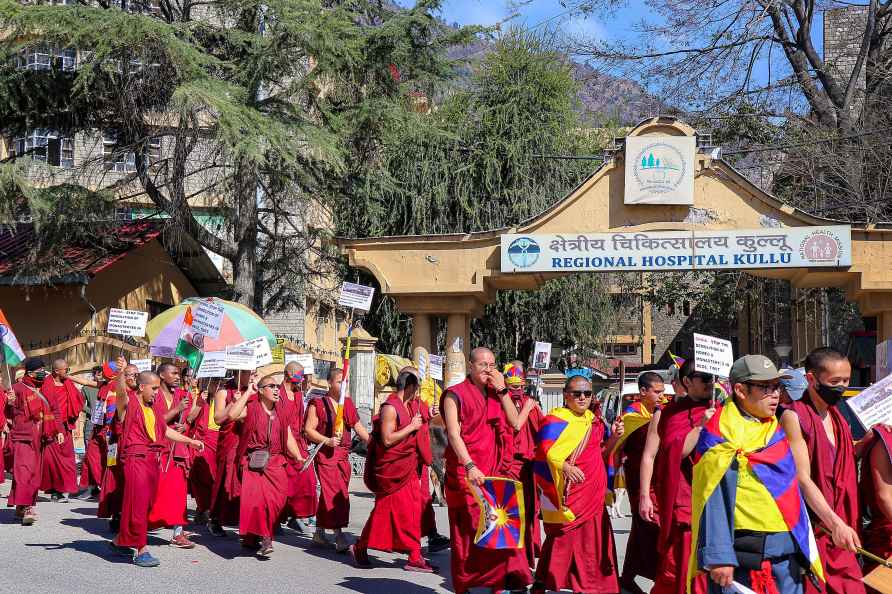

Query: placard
[
  {"left": 240, "top": 337, "right": 273, "bottom": 367},
  {"left": 225, "top": 344, "right": 256, "bottom": 370},
  {"left": 693, "top": 333, "right": 734, "bottom": 377},
  {"left": 417, "top": 351, "right": 428, "bottom": 381},
  {"left": 106, "top": 308, "right": 148, "bottom": 337},
  {"left": 429, "top": 354, "right": 444, "bottom": 381},
  {"left": 130, "top": 358, "right": 152, "bottom": 373},
  {"left": 532, "top": 341, "right": 552, "bottom": 370},
  {"left": 877, "top": 339, "right": 892, "bottom": 380},
  {"left": 197, "top": 351, "right": 227, "bottom": 378},
  {"left": 624, "top": 135, "right": 695, "bottom": 205},
  {"left": 191, "top": 300, "right": 225, "bottom": 339},
  {"left": 846, "top": 372, "right": 892, "bottom": 431},
  {"left": 285, "top": 353, "right": 315, "bottom": 375},
  {"left": 337, "top": 282, "right": 375, "bottom": 311}
]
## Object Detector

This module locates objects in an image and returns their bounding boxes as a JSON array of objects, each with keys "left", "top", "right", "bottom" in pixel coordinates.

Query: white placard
[
  {"left": 693, "top": 333, "right": 734, "bottom": 377},
  {"left": 191, "top": 301, "right": 225, "bottom": 339},
  {"left": 846, "top": 372, "right": 892, "bottom": 431},
  {"left": 130, "top": 358, "right": 152, "bottom": 373},
  {"left": 284, "top": 353, "right": 315, "bottom": 375},
  {"left": 500, "top": 226, "right": 852, "bottom": 273},
  {"left": 106, "top": 308, "right": 149, "bottom": 337},
  {"left": 532, "top": 341, "right": 552, "bottom": 370},
  {"left": 624, "top": 135, "right": 696, "bottom": 205},
  {"left": 225, "top": 344, "right": 256, "bottom": 370},
  {"left": 337, "top": 282, "right": 375, "bottom": 311},
  {"left": 197, "top": 351, "right": 227, "bottom": 378},
  {"left": 417, "top": 351, "right": 428, "bottom": 381},
  {"left": 236, "top": 337, "right": 273, "bottom": 367},
  {"left": 876, "top": 339, "right": 892, "bottom": 380},
  {"left": 429, "top": 355, "right": 444, "bottom": 381}
]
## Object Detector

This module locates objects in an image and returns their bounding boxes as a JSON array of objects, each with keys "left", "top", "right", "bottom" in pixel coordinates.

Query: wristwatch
[{"left": 497, "top": 387, "right": 509, "bottom": 395}]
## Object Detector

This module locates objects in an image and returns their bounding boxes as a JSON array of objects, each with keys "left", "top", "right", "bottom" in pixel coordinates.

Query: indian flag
[
  {"left": 0, "top": 309, "right": 25, "bottom": 367},
  {"left": 174, "top": 306, "right": 203, "bottom": 370}
]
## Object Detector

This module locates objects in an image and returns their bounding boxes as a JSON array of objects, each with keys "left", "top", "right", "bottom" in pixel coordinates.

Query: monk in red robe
[
  {"left": 39, "top": 358, "right": 82, "bottom": 501},
  {"left": 532, "top": 375, "right": 623, "bottom": 594},
  {"left": 441, "top": 347, "right": 533, "bottom": 593},
  {"left": 0, "top": 381, "right": 8, "bottom": 482},
  {"left": 616, "top": 371, "right": 665, "bottom": 594},
  {"left": 780, "top": 347, "right": 878, "bottom": 594},
  {"left": 78, "top": 365, "right": 108, "bottom": 496},
  {"left": 98, "top": 364, "right": 136, "bottom": 532},
  {"left": 862, "top": 424, "right": 892, "bottom": 584},
  {"left": 9, "top": 358, "right": 59, "bottom": 525},
  {"left": 188, "top": 383, "right": 220, "bottom": 525},
  {"left": 305, "top": 367, "right": 370, "bottom": 553},
  {"left": 209, "top": 369, "right": 256, "bottom": 536},
  {"left": 147, "top": 363, "right": 194, "bottom": 548},
  {"left": 277, "top": 362, "right": 317, "bottom": 530},
  {"left": 351, "top": 369, "right": 435, "bottom": 572},
  {"left": 111, "top": 370, "right": 202, "bottom": 567},
  {"left": 638, "top": 358, "right": 713, "bottom": 594}
]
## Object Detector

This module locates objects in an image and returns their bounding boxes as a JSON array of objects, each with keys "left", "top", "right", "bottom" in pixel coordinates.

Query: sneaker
[
  {"left": 170, "top": 534, "right": 195, "bottom": 549},
  {"left": 405, "top": 558, "right": 437, "bottom": 573},
  {"left": 312, "top": 531, "right": 331, "bottom": 548},
  {"left": 350, "top": 544, "right": 372, "bottom": 568},
  {"left": 21, "top": 508, "right": 36, "bottom": 526},
  {"left": 259, "top": 538, "right": 274, "bottom": 556},
  {"left": 133, "top": 552, "right": 161, "bottom": 567},
  {"left": 59, "top": 494, "right": 70, "bottom": 503},
  {"left": 208, "top": 520, "right": 227, "bottom": 537},
  {"left": 427, "top": 533, "right": 451, "bottom": 552},
  {"left": 305, "top": 517, "right": 316, "bottom": 527},
  {"left": 334, "top": 533, "right": 350, "bottom": 554},
  {"left": 286, "top": 518, "right": 305, "bottom": 534},
  {"left": 76, "top": 489, "right": 93, "bottom": 501},
  {"left": 50, "top": 492, "right": 61, "bottom": 503}
]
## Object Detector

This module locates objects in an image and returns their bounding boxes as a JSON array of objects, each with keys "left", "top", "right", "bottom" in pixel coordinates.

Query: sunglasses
[
  {"left": 564, "top": 390, "right": 593, "bottom": 399},
  {"left": 258, "top": 384, "right": 277, "bottom": 390}
]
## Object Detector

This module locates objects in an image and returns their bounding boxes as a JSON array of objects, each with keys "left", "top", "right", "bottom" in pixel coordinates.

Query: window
[
  {"left": 147, "top": 136, "right": 162, "bottom": 165},
  {"left": 19, "top": 46, "right": 76, "bottom": 72},
  {"left": 607, "top": 343, "right": 637, "bottom": 356},
  {"left": 13, "top": 130, "right": 74, "bottom": 168},
  {"left": 103, "top": 131, "right": 136, "bottom": 172}
]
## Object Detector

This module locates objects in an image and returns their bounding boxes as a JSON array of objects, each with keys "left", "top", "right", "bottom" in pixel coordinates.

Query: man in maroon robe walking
[
  {"left": 40, "top": 358, "right": 82, "bottom": 502},
  {"left": 277, "top": 361, "right": 317, "bottom": 531}
]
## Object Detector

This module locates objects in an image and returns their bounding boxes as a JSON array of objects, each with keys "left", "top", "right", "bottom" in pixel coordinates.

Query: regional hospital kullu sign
[{"left": 500, "top": 226, "right": 851, "bottom": 273}]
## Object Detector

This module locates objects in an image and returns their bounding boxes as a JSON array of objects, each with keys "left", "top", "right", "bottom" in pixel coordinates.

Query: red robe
[
  {"left": 862, "top": 425, "right": 892, "bottom": 578},
  {"left": 117, "top": 392, "right": 167, "bottom": 549},
  {"left": 147, "top": 388, "right": 190, "bottom": 529},
  {"left": 620, "top": 413, "right": 660, "bottom": 582},
  {"left": 408, "top": 398, "right": 437, "bottom": 537},
  {"left": 188, "top": 398, "right": 219, "bottom": 515},
  {"left": 80, "top": 382, "right": 111, "bottom": 489},
  {"left": 8, "top": 379, "right": 55, "bottom": 506},
  {"left": 505, "top": 392, "right": 544, "bottom": 566},
  {"left": 277, "top": 385, "right": 317, "bottom": 519},
  {"left": 357, "top": 395, "right": 422, "bottom": 555},
  {"left": 39, "top": 377, "right": 82, "bottom": 494},
  {"left": 98, "top": 387, "right": 126, "bottom": 519},
  {"left": 652, "top": 397, "right": 708, "bottom": 594},
  {"left": 238, "top": 399, "right": 290, "bottom": 539},
  {"left": 211, "top": 388, "right": 244, "bottom": 525},
  {"left": 0, "top": 389, "right": 7, "bottom": 482},
  {"left": 312, "top": 395, "right": 359, "bottom": 530},
  {"left": 791, "top": 398, "right": 865, "bottom": 594},
  {"left": 535, "top": 413, "right": 619, "bottom": 593},
  {"left": 441, "top": 377, "right": 532, "bottom": 593}
]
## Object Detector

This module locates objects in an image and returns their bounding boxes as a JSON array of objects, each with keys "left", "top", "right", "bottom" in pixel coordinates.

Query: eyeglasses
[
  {"left": 564, "top": 390, "right": 593, "bottom": 399},
  {"left": 745, "top": 382, "right": 782, "bottom": 394},
  {"left": 474, "top": 362, "right": 497, "bottom": 370},
  {"left": 258, "top": 384, "right": 277, "bottom": 390}
]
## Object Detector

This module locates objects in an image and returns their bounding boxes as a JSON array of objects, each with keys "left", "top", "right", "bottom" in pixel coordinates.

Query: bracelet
[{"left": 464, "top": 460, "right": 476, "bottom": 471}]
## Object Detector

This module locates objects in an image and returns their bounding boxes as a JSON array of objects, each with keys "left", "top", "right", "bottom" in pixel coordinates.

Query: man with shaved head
[
  {"left": 39, "top": 357, "right": 83, "bottom": 502},
  {"left": 440, "top": 346, "right": 532, "bottom": 593},
  {"left": 278, "top": 361, "right": 317, "bottom": 531},
  {"left": 98, "top": 363, "right": 137, "bottom": 532}
]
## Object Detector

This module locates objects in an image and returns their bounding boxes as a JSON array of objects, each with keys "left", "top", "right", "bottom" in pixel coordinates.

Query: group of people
[{"left": 1, "top": 343, "right": 891, "bottom": 594}]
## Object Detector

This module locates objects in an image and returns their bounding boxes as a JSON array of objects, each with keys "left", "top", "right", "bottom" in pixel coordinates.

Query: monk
[
  {"left": 305, "top": 367, "right": 369, "bottom": 552},
  {"left": 188, "top": 382, "right": 221, "bottom": 525},
  {"left": 98, "top": 363, "right": 137, "bottom": 533},
  {"left": 77, "top": 365, "right": 107, "bottom": 499},
  {"left": 110, "top": 371, "right": 202, "bottom": 567},
  {"left": 352, "top": 369, "right": 435, "bottom": 572},
  {"left": 440, "top": 346, "right": 532, "bottom": 593},
  {"left": 40, "top": 358, "right": 83, "bottom": 501},
  {"left": 615, "top": 371, "right": 664, "bottom": 594},
  {"left": 277, "top": 362, "right": 317, "bottom": 531},
  {"left": 147, "top": 363, "right": 194, "bottom": 548},
  {"left": 780, "top": 347, "right": 879, "bottom": 594},
  {"left": 531, "top": 375, "right": 622, "bottom": 594},
  {"left": 209, "top": 369, "right": 256, "bottom": 537},
  {"left": 862, "top": 424, "right": 892, "bottom": 583},
  {"left": 9, "top": 358, "right": 60, "bottom": 525},
  {"left": 638, "top": 358, "right": 713, "bottom": 594}
]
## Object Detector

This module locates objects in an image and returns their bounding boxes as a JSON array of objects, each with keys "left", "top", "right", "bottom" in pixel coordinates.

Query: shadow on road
[
  {"left": 337, "top": 576, "right": 442, "bottom": 594},
  {"left": 60, "top": 517, "right": 169, "bottom": 547},
  {"left": 25, "top": 540, "right": 134, "bottom": 564}
]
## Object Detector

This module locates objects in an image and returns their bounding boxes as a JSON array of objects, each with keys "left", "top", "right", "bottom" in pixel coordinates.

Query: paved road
[{"left": 0, "top": 479, "right": 637, "bottom": 593}]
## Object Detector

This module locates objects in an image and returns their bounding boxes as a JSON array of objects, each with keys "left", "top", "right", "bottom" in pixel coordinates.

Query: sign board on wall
[
  {"left": 624, "top": 136, "right": 696, "bottom": 205},
  {"left": 501, "top": 226, "right": 852, "bottom": 273}
]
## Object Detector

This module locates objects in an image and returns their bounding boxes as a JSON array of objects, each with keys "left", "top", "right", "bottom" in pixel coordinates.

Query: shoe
[
  {"left": 312, "top": 531, "right": 331, "bottom": 548},
  {"left": 286, "top": 518, "right": 305, "bottom": 534},
  {"left": 50, "top": 492, "right": 60, "bottom": 502},
  {"left": 405, "top": 558, "right": 437, "bottom": 573},
  {"left": 133, "top": 552, "right": 160, "bottom": 567},
  {"left": 76, "top": 489, "right": 93, "bottom": 501},
  {"left": 108, "top": 541, "right": 132, "bottom": 557},
  {"left": 14, "top": 506, "right": 25, "bottom": 519},
  {"left": 334, "top": 533, "right": 350, "bottom": 554},
  {"left": 427, "top": 533, "right": 451, "bottom": 552},
  {"left": 22, "top": 508, "right": 36, "bottom": 526},
  {"left": 350, "top": 544, "right": 372, "bottom": 568},
  {"left": 305, "top": 517, "right": 316, "bottom": 527},
  {"left": 59, "top": 494, "right": 70, "bottom": 503},
  {"left": 182, "top": 531, "right": 198, "bottom": 539},
  {"left": 170, "top": 534, "right": 195, "bottom": 549},
  {"left": 259, "top": 538, "right": 274, "bottom": 556},
  {"left": 208, "top": 520, "right": 227, "bottom": 537}
]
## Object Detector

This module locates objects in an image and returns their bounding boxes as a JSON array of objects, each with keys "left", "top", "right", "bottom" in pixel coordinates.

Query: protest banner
[
  {"left": 130, "top": 358, "right": 152, "bottom": 373},
  {"left": 234, "top": 337, "right": 273, "bottom": 367},
  {"left": 284, "top": 352, "right": 315, "bottom": 375},
  {"left": 197, "top": 351, "right": 227, "bottom": 378},
  {"left": 693, "top": 333, "right": 734, "bottom": 378},
  {"left": 191, "top": 300, "right": 225, "bottom": 339},
  {"left": 429, "top": 355, "right": 444, "bottom": 381},
  {"left": 337, "top": 282, "right": 375, "bottom": 311},
  {"left": 532, "top": 341, "right": 552, "bottom": 370},
  {"left": 846, "top": 372, "right": 892, "bottom": 431},
  {"left": 225, "top": 344, "right": 256, "bottom": 370},
  {"left": 107, "top": 308, "right": 149, "bottom": 338}
]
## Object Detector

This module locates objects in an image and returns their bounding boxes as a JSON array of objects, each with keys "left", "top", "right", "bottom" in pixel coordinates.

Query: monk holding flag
[
  {"left": 440, "top": 346, "right": 532, "bottom": 594},
  {"left": 531, "top": 374, "right": 622, "bottom": 594},
  {"left": 40, "top": 358, "right": 83, "bottom": 502},
  {"left": 98, "top": 363, "right": 137, "bottom": 532},
  {"left": 691, "top": 355, "right": 822, "bottom": 594}
]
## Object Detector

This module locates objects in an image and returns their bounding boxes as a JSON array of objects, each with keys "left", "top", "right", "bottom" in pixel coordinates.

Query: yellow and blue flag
[
  {"left": 469, "top": 477, "right": 525, "bottom": 550},
  {"left": 533, "top": 407, "right": 593, "bottom": 524}
]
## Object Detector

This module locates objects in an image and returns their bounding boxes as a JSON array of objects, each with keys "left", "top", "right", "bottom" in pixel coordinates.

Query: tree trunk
[{"left": 230, "top": 160, "right": 259, "bottom": 309}]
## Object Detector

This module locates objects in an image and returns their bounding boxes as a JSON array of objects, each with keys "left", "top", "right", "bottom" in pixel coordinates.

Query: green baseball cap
[{"left": 729, "top": 355, "right": 792, "bottom": 385}]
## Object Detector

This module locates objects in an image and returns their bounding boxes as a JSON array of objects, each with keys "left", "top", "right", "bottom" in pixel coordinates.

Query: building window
[
  {"left": 19, "top": 46, "right": 76, "bottom": 72},
  {"left": 147, "top": 136, "right": 162, "bottom": 165},
  {"left": 13, "top": 130, "right": 74, "bottom": 168},
  {"left": 103, "top": 131, "right": 136, "bottom": 172},
  {"left": 607, "top": 343, "right": 637, "bottom": 356}
]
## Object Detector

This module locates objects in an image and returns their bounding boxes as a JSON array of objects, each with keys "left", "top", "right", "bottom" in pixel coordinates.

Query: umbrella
[{"left": 146, "top": 297, "right": 275, "bottom": 359}]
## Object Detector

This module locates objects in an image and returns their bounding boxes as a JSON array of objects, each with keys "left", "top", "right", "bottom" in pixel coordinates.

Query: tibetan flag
[
  {"left": 334, "top": 322, "right": 354, "bottom": 434},
  {"left": 468, "top": 477, "right": 525, "bottom": 549},
  {"left": 533, "top": 407, "right": 594, "bottom": 524},
  {"left": 668, "top": 350, "right": 685, "bottom": 369},
  {"left": 0, "top": 308, "right": 25, "bottom": 367},
  {"left": 174, "top": 306, "right": 203, "bottom": 370},
  {"left": 688, "top": 400, "right": 823, "bottom": 593},
  {"left": 610, "top": 400, "right": 654, "bottom": 456}
]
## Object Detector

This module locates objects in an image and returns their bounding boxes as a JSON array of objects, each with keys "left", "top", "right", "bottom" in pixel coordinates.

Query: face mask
[
  {"left": 815, "top": 383, "right": 846, "bottom": 407},
  {"left": 33, "top": 370, "right": 48, "bottom": 383}
]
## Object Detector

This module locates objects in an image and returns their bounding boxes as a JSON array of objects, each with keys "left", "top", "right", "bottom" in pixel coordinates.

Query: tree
[
  {"left": 0, "top": 0, "right": 473, "bottom": 312},
  {"left": 338, "top": 27, "right": 621, "bottom": 360}
]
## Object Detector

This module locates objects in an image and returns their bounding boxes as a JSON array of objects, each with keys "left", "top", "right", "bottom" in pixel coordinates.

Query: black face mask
[
  {"left": 815, "top": 383, "right": 846, "bottom": 407},
  {"left": 33, "top": 370, "right": 48, "bottom": 383}
]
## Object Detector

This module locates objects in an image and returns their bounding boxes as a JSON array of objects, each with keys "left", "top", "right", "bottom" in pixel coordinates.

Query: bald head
[
  {"left": 138, "top": 371, "right": 159, "bottom": 385},
  {"left": 51, "top": 358, "right": 68, "bottom": 379},
  {"left": 469, "top": 347, "right": 494, "bottom": 364},
  {"left": 468, "top": 346, "right": 496, "bottom": 387},
  {"left": 285, "top": 361, "right": 303, "bottom": 376}
]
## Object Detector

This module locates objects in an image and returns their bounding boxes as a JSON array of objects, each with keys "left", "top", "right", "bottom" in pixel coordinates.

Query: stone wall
[{"left": 823, "top": 7, "right": 868, "bottom": 105}]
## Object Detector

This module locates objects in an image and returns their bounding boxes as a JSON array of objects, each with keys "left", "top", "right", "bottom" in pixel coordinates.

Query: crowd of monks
[{"left": 1, "top": 343, "right": 891, "bottom": 594}]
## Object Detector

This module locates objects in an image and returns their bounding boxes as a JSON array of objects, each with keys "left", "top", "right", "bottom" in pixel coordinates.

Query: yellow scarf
[
  {"left": 140, "top": 400, "right": 157, "bottom": 442},
  {"left": 207, "top": 399, "right": 220, "bottom": 431}
]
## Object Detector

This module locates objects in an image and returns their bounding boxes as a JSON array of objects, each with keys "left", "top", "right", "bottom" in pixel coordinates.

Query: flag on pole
[
  {"left": 668, "top": 350, "right": 685, "bottom": 368},
  {"left": 334, "top": 322, "right": 354, "bottom": 434},
  {"left": 0, "top": 309, "right": 25, "bottom": 367},
  {"left": 174, "top": 306, "right": 203, "bottom": 369}
]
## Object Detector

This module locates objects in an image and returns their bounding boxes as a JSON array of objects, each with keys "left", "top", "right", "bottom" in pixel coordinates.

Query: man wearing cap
[
  {"left": 691, "top": 355, "right": 822, "bottom": 594},
  {"left": 779, "top": 368, "right": 808, "bottom": 406}
]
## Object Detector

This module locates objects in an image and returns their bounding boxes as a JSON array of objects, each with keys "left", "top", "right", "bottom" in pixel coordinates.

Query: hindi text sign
[
  {"left": 107, "top": 308, "right": 149, "bottom": 338},
  {"left": 693, "top": 333, "right": 734, "bottom": 378}
]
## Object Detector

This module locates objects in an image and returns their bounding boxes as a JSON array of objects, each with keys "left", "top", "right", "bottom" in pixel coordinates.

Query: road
[{"left": 0, "top": 479, "right": 639, "bottom": 593}]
